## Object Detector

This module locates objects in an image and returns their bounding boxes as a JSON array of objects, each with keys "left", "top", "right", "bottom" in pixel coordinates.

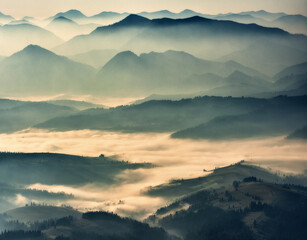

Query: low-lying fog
[{"left": 1, "top": 129, "right": 306, "bottom": 219}]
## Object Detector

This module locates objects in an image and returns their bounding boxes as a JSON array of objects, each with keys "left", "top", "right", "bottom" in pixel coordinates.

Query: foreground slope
[
  {"left": 147, "top": 178, "right": 307, "bottom": 240},
  {"left": 145, "top": 161, "right": 307, "bottom": 198},
  {"left": 0, "top": 210, "right": 176, "bottom": 240}
]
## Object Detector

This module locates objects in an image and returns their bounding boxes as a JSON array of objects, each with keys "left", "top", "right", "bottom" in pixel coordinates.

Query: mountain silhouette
[
  {"left": 53, "top": 14, "right": 300, "bottom": 56},
  {"left": 50, "top": 16, "right": 78, "bottom": 25},
  {"left": 51, "top": 9, "right": 86, "bottom": 20},
  {"left": 172, "top": 95, "right": 307, "bottom": 140},
  {"left": 95, "top": 50, "right": 266, "bottom": 96},
  {"left": 0, "top": 11, "right": 14, "bottom": 23},
  {"left": 0, "top": 23, "right": 62, "bottom": 55},
  {"left": 0, "top": 45, "right": 95, "bottom": 95}
]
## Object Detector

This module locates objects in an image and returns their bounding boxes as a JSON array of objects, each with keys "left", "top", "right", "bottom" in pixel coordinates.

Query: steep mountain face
[
  {"left": 0, "top": 45, "right": 95, "bottom": 95},
  {"left": 0, "top": 23, "right": 62, "bottom": 55},
  {"left": 95, "top": 50, "right": 268, "bottom": 96},
  {"left": 53, "top": 14, "right": 304, "bottom": 59}
]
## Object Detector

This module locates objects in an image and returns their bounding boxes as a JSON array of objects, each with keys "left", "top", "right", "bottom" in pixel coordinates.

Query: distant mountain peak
[
  {"left": 53, "top": 9, "right": 86, "bottom": 19},
  {"left": 119, "top": 14, "right": 151, "bottom": 25},
  {"left": 91, "top": 11, "right": 121, "bottom": 18},
  {"left": 23, "top": 44, "right": 46, "bottom": 51},
  {"left": 227, "top": 70, "right": 251, "bottom": 79},
  {"left": 13, "top": 44, "right": 55, "bottom": 58},
  {"left": 180, "top": 9, "right": 197, "bottom": 14},
  {"left": 0, "top": 11, "right": 14, "bottom": 19},
  {"left": 51, "top": 16, "right": 77, "bottom": 24},
  {"left": 65, "top": 9, "right": 83, "bottom": 14},
  {"left": 54, "top": 16, "right": 73, "bottom": 21},
  {"left": 112, "top": 50, "right": 138, "bottom": 59}
]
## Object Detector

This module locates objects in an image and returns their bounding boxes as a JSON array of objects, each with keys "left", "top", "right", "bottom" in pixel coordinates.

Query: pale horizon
[{"left": 0, "top": 0, "right": 306, "bottom": 19}]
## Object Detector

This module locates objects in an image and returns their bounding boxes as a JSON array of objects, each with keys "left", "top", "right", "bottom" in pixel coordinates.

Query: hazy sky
[{"left": 0, "top": 0, "right": 306, "bottom": 19}]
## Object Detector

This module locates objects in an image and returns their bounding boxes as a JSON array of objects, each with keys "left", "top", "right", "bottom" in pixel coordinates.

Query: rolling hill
[
  {"left": 172, "top": 95, "right": 307, "bottom": 140},
  {"left": 145, "top": 161, "right": 307, "bottom": 198},
  {"left": 146, "top": 166, "right": 307, "bottom": 240},
  {"left": 3, "top": 206, "right": 81, "bottom": 223},
  {"left": 0, "top": 100, "right": 77, "bottom": 133},
  {"left": 0, "top": 152, "right": 153, "bottom": 186},
  {"left": 35, "top": 96, "right": 268, "bottom": 133}
]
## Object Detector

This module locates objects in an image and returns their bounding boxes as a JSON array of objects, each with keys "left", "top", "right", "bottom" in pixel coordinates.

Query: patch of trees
[
  {"left": 243, "top": 176, "right": 262, "bottom": 182},
  {"left": 0, "top": 230, "right": 43, "bottom": 240},
  {"left": 159, "top": 204, "right": 254, "bottom": 240}
]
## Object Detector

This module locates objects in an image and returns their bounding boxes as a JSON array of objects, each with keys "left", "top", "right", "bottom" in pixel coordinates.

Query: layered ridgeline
[
  {"left": 1, "top": 44, "right": 306, "bottom": 98},
  {"left": 35, "top": 95, "right": 307, "bottom": 139},
  {"left": 0, "top": 45, "right": 95, "bottom": 96},
  {"left": 94, "top": 50, "right": 270, "bottom": 96},
  {"left": 0, "top": 45, "right": 275, "bottom": 97},
  {"left": 54, "top": 15, "right": 307, "bottom": 65},
  {"left": 1, "top": 162, "right": 306, "bottom": 240},
  {"left": 1, "top": 14, "right": 306, "bottom": 98},
  {"left": 44, "top": 9, "right": 307, "bottom": 35},
  {"left": 172, "top": 96, "right": 307, "bottom": 140}
]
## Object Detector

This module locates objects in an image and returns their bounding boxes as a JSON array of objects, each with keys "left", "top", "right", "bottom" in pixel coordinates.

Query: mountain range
[
  {"left": 53, "top": 14, "right": 305, "bottom": 58},
  {"left": 95, "top": 50, "right": 269, "bottom": 96},
  {"left": 35, "top": 95, "right": 307, "bottom": 140}
]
